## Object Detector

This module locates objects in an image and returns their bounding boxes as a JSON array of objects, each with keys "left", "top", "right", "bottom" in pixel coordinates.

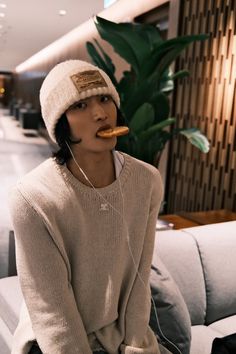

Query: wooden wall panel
[{"left": 167, "top": 0, "right": 236, "bottom": 212}]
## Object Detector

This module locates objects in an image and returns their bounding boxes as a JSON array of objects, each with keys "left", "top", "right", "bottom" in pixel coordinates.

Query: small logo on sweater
[
  {"left": 70, "top": 70, "right": 108, "bottom": 93},
  {"left": 100, "top": 203, "right": 109, "bottom": 211}
]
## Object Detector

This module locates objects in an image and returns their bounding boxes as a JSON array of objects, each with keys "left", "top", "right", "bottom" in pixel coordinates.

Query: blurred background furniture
[{"left": 19, "top": 109, "right": 41, "bottom": 130}]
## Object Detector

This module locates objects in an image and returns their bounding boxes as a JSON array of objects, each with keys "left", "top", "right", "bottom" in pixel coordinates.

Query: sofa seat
[
  {"left": 0, "top": 276, "right": 22, "bottom": 353},
  {"left": 209, "top": 314, "right": 236, "bottom": 335},
  {"left": 0, "top": 316, "right": 13, "bottom": 354},
  {"left": 190, "top": 325, "right": 223, "bottom": 354}
]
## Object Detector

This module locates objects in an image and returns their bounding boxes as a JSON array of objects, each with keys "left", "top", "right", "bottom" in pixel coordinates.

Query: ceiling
[{"left": 0, "top": 0, "right": 104, "bottom": 72}]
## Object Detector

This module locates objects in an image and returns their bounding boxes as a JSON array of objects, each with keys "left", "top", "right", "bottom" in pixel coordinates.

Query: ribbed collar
[{"left": 53, "top": 151, "right": 130, "bottom": 196}]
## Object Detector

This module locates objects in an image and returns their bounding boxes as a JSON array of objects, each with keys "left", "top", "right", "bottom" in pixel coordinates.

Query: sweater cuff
[{"left": 120, "top": 327, "right": 162, "bottom": 354}]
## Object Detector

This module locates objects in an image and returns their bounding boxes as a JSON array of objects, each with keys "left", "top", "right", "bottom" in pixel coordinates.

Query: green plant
[{"left": 86, "top": 16, "right": 210, "bottom": 165}]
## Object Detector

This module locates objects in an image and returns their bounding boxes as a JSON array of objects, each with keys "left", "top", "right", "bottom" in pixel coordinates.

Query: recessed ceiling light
[
  {"left": 59, "top": 9, "right": 67, "bottom": 16},
  {"left": 0, "top": 4, "right": 6, "bottom": 8},
  {"left": 0, "top": 24, "right": 3, "bottom": 29},
  {"left": 0, "top": 12, "right": 5, "bottom": 17}
]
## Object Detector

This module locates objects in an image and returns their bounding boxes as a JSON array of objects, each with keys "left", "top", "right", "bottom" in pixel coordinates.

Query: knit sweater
[{"left": 9, "top": 152, "right": 164, "bottom": 354}]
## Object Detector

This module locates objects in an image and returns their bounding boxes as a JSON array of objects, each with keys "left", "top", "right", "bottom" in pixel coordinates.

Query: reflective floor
[{"left": 0, "top": 108, "right": 52, "bottom": 278}]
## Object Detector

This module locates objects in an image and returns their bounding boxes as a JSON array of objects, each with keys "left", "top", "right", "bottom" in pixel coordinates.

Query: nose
[{"left": 91, "top": 101, "right": 107, "bottom": 121}]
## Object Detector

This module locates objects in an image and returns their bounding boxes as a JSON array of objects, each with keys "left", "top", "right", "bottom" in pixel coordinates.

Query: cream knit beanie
[{"left": 39, "top": 60, "right": 120, "bottom": 143}]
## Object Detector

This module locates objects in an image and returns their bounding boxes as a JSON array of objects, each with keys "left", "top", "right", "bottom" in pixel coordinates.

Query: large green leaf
[
  {"left": 180, "top": 128, "right": 210, "bottom": 153},
  {"left": 150, "top": 92, "right": 170, "bottom": 122},
  {"left": 158, "top": 68, "right": 174, "bottom": 93},
  {"left": 122, "top": 77, "right": 156, "bottom": 119},
  {"left": 169, "top": 69, "right": 189, "bottom": 81},
  {"left": 154, "top": 33, "right": 209, "bottom": 49},
  {"left": 129, "top": 103, "right": 155, "bottom": 134},
  {"left": 86, "top": 41, "right": 118, "bottom": 86},
  {"left": 155, "top": 46, "right": 190, "bottom": 81},
  {"left": 117, "top": 70, "right": 136, "bottom": 104},
  {"left": 95, "top": 17, "right": 150, "bottom": 73},
  {"left": 140, "top": 46, "right": 192, "bottom": 90},
  {"left": 142, "top": 25, "right": 163, "bottom": 49},
  {"left": 126, "top": 22, "right": 163, "bottom": 49},
  {"left": 139, "top": 34, "right": 209, "bottom": 80},
  {"left": 116, "top": 134, "right": 132, "bottom": 154},
  {"left": 159, "top": 69, "right": 189, "bottom": 94},
  {"left": 93, "top": 39, "right": 116, "bottom": 77},
  {"left": 134, "top": 130, "right": 172, "bottom": 164},
  {"left": 146, "top": 130, "right": 172, "bottom": 163},
  {"left": 86, "top": 41, "right": 107, "bottom": 69},
  {"left": 139, "top": 118, "right": 176, "bottom": 141}
]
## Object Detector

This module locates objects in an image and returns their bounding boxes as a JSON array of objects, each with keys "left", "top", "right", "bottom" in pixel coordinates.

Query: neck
[{"left": 67, "top": 150, "right": 116, "bottom": 188}]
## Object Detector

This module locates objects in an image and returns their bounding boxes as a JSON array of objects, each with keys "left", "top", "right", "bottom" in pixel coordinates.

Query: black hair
[{"left": 53, "top": 106, "right": 126, "bottom": 165}]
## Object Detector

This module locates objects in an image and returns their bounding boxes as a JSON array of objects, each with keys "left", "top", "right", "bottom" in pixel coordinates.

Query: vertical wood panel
[{"left": 167, "top": 0, "right": 236, "bottom": 212}]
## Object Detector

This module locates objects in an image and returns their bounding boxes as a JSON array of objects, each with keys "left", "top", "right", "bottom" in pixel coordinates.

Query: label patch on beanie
[{"left": 70, "top": 70, "right": 108, "bottom": 93}]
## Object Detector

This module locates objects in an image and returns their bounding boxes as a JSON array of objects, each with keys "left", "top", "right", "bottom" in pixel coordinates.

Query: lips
[{"left": 96, "top": 124, "right": 112, "bottom": 137}]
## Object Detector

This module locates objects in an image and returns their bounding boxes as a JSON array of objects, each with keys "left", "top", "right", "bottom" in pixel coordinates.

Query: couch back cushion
[
  {"left": 150, "top": 257, "right": 191, "bottom": 354},
  {"left": 184, "top": 221, "right": 236, "bottom": 325},
  {"left": 154, "top": 230, "right": 206, "bottom": 325}
]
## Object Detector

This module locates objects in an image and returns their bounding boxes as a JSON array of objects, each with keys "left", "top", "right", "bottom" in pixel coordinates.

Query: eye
[
  {"left": 68, "top": 101, "right": 88, "bottom": 111},
  {"left": 100, "top": 95, "right": 111, "bottom": 103},
  {"left": 72, "top": 101, "right": 87, "bottom": 110}
]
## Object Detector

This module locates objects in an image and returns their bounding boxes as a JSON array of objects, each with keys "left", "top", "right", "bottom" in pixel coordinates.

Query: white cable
[{"left": 65, "top": 142, "right": 182, "bottom": 354}]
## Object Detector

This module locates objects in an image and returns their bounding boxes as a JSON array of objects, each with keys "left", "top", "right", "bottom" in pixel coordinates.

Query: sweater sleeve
[
  {"left": 121, "top": 170, "right": 164, "bottom": 354},
  {"left": 9, "top": 186, "right": 93, "bottom": 354}
]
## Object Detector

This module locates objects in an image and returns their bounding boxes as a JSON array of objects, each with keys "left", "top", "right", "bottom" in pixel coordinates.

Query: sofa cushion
[
  {"left": 209, "top": 314, "right": 236, "bottom": 335},
  {"left": 149, "top": 257, "right": 191, "bottom": 354},
  {"left": 154, "top": 230, "right": 206, "bottom": 325},
  {"left": 190, "top": 325, "right": 223, "bottom": 354},
  {"left": 185, "top": 221, "right": 236, "bottom": 325},
  {"left": 0, "top": 276, "right": 22, "bottom": 334},
  {"left": 0, "top": 316, "right": 13, "bottom": 354}
]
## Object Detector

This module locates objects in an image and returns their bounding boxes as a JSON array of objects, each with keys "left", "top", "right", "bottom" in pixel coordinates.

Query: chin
[
  {"left": 94, "top": 140, "right": 117, "bottom": 153},
  {"left": 98, "top": 136, "right": 117, "bottom": 146}
]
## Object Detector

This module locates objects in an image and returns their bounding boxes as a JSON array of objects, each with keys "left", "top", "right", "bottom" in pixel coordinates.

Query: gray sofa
[
  {"left": 0, "top": 221, "right": 235, "bottom": 354},
  {"left": 151, "top": 220, "right": 236, "bottom": 354}
]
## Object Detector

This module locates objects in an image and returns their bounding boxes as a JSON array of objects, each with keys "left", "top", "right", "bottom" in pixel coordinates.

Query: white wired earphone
[{"left": 65, "top": 141, "right": 182, "bottom": 354}]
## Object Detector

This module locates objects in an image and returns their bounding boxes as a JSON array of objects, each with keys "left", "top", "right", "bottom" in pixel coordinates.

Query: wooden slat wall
[{"left": 167, "top": 0, "right": 236, "bottom": 212}]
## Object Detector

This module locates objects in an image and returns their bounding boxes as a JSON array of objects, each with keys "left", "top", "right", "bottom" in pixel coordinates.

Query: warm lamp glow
[{"left": 59, "top": 10, "right": 67, "bottom": 16}]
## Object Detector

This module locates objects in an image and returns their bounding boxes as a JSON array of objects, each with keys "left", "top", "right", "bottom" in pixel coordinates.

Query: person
[{"left": 9, "top": 60, "right": 168, "bottom": 354}]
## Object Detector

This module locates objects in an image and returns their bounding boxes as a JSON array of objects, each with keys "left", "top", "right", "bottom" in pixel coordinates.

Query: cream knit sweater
[{"left": 9, "top": 152, "right": 164, "bottom": 354}]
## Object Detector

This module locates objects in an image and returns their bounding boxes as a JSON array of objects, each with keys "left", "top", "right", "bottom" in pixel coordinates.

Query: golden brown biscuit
[{"left": 97, "top": 126, "right": 129, "bottom": 138}]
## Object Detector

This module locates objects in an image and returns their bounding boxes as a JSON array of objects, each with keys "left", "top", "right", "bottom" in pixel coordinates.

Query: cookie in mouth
[{"left": 96, "top": 126, "right": 129, "bottom": 138}]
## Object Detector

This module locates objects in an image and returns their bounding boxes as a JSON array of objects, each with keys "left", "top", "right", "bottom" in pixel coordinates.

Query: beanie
[{"left": 39, "top": 60, "right": 120, "bottom": 143}]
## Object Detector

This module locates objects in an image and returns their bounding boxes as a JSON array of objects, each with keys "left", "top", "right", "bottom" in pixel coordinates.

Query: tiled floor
[{"left": 0, "top": 108, "right": 53, "bottom": 278}]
